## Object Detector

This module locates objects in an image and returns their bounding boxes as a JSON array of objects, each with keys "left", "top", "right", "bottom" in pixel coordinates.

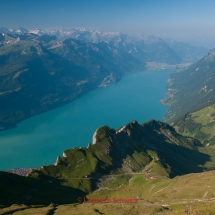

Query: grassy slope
[
  {"left": 0, "top": 171, "right": 85, "bottom": 207},
  {"left": 36, "top": 120, "right": 215, "bottom": 195},
  {"left": 0, "top": 171, "right": 39, "bottom": 206},
  {"left": 2, "top": 170, "right": 215, "bottom": 214},
  {"left": 163, "top": 48, "right": 215, "bottom": 122},
  {"left": 1, "top": 120, "right": 215, "bottom": 213},
  {"left": 1, "top": 120, "right": 215, "bottom": 212},
  {"left": 173, "top": 103, "right": 215, "bottom": 146}
]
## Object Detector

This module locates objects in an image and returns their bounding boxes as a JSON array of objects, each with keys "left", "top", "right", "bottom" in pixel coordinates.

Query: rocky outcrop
[{"left": 92, "top": 129, "right": 98, "bottom": 145}]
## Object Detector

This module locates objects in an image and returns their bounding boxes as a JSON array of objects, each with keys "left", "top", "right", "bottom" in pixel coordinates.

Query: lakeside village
[{"left": 5, "top": 168, "right": 40, "bottom": 176}]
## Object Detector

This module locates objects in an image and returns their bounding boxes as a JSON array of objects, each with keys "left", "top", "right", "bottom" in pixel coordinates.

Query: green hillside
[
  {"left": 163, "top": 48, "right": 215, "bottom": 122},
  {"left": 0, "top": 171, "right": 85, "bottom": 207},
  {"left": 172, "top": 103, "right": 215, "bottom": 147},
  {"left": 37, "top": 120, "right": 214, "bottom": 192},
  {"left": 1, "top": 169, "right": 215, "bottom": 214},
  {"left": 1, "top": 119, "right": 215, "bottom": 210}
]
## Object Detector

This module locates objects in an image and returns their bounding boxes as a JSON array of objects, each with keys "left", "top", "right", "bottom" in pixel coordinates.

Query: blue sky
[{"left": 1, "top": 0, "right": 215, "bottom": 47}]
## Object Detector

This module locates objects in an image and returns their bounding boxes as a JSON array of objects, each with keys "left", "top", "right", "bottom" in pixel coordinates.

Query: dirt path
[
  {"left": 150, "top": 182, "right": 174, "bottom": 197},
  {"left": 146, "top": 185, "right": 156, "bottom": 198}
]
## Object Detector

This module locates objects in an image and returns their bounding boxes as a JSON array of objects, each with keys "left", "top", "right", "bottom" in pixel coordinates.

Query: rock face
[
  {"left": 92, "top": 129, "right": 98, "bottom": 145},
  {"left": 54, "top": 156, "right": 60, "bottom": 166}
]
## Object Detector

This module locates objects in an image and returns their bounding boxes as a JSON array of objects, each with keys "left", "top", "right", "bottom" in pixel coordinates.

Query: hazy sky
[{"left": 1, "top": 0, "right": 215, "bottom": 47}]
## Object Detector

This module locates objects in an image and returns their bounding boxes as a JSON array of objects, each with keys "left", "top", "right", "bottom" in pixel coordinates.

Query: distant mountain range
[
  {"left": 0, "top": 26, "right": 209, "bottom": 63},
  {"left": 0, "top": 27, "right": 210, "bottom": 130}
]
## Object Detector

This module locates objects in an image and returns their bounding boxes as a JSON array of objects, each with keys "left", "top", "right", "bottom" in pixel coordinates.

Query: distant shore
[{"left": 146, "top": 62, "right": 191, "bottom": 72}]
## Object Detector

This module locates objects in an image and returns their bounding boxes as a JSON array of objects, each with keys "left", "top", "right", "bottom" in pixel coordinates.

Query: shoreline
[
  {"left": 0, "top": 66, "right": 179, "bottom": 171},
  {"left": 0, "top": 63, "right": 185, "bottom": 133}
]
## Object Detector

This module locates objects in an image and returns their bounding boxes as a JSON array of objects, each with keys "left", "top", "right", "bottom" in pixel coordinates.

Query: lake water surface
[{"left": 0, "top": 70, "right": 172, "bottom": 170}]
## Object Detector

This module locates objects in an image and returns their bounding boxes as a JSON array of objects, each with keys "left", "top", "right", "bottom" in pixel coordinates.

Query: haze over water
[{"left": 0, "top": 70, "right": 172, "bottom": 170}]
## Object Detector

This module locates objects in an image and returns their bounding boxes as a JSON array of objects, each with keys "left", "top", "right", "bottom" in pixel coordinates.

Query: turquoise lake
[{"left": 0, "top": 70, "right": 172, "bottom": 170}]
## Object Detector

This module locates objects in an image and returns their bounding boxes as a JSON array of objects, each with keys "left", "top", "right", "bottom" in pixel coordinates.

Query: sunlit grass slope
[
  {"left": 173, "top": 103, "right": 215, "bottom": 146},
  {"left": 1, "top": 170, "right": 215, "bottom": 214}
]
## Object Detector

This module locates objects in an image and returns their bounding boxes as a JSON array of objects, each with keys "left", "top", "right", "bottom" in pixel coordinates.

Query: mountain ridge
[
  {"left": 0, "top": 26, "right": 209, "bottom": 63},
  {"left": 1, "top": 119, "right": 215, "bottom": 209}
]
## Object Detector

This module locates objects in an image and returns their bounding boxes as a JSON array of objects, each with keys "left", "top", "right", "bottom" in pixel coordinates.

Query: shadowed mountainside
[
  {"left": 163, "top": 48, "right": 215, "bottom": 122},
  {"left": 0, "top": 33, "right": 145, "bottom": 130}
]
